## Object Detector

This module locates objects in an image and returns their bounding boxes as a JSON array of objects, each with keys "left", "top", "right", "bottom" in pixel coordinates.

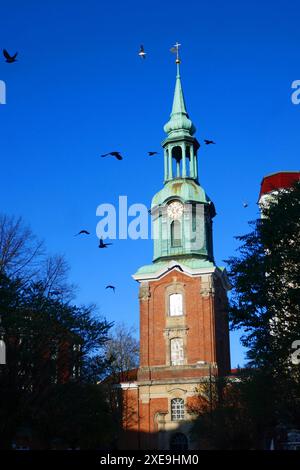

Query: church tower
[{"left": 120, "top": 50, "right": 231, "bottom": 451}]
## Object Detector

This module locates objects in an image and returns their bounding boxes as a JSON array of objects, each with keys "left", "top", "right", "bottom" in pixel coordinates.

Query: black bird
[
  {"left": 75, "top": 230, "right": 90, "bottom": 236},
  {"left": 138, "top": 45, "right": 146, "bottom": 59},
  {"left": 204, "top": 139, "right": 216, "bottom": 145},
  {"left": 99, "top": 237, "right": 112, "bottom": 249},
  {"left": 3, "top": 49, "right": 18, "bottom": 63},
  {"left": 148, "top": 151, "right": 158, "bottom": 156},
  {"left": 101, "top": 152, "right": 123, "bottom": 160},
  {"left": 243, "top": 202, "right": 249, "bottom": 208},
  {"left": 105, "top": 285, "right": 116, "bottom": 293}
]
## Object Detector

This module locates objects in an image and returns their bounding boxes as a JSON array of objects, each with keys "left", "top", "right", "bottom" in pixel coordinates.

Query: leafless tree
[
  {"left": 39, "top": 254, "right": 76, "bottom": 301},
  {"left": 103, "top": 322, "right": 139, "bottom": 380},
  {"left": 0, "top": 213, "right": 44, "bottom": 281},
  {"left": 0, "top": 214, "right": 75, "bottom": 300},
  {"left": 101, "top": 323, "right": 139, "bottom": 436}
]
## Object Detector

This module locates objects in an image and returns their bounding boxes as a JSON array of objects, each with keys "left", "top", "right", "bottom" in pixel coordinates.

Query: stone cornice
[{"left": 133, "top": 260, "right": 231, "bottom": 291}]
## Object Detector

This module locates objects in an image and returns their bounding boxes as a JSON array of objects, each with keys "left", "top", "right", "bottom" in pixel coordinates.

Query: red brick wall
[
  {"left": 139, "top": 270, "right": 230, "bottom": 373},
  {"left": 120, "top": 268, "right": 231, "bottom": 449},
  {"left": 120, "top": 387, "right": 139, "bottom": 449},
  {"left": 120, "top": 389, "right": 168, "bottom": 450}
]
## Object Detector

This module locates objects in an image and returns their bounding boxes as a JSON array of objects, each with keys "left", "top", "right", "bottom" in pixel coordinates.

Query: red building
[
  {"left": 259, "top": 171, "right": 300, "bottom": 207},
  {"left": 115, "top": 58, "right": 231, "bottom": 451}
]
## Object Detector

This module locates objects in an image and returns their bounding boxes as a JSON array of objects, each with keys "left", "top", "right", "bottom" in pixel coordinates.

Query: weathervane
[{"left": 170, "top": 42, "right": 181, "bottom": 64}]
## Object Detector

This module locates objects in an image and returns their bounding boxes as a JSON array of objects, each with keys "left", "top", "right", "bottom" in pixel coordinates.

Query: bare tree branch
[
  {"left": 103, "top": 322, "right": 139, "bottom": 379},
  {"left": 0, "top": 214, "right": 45, "bottom": 281},
  {"left": 40, "top": 254, "right": 76, "bottom": 301}
]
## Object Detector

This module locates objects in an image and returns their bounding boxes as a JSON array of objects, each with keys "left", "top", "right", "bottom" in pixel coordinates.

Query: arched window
[
  {"left": 170, "top": 432, "right": 188, "bottom": 451},
  {"left": 170, "top": 338, "right": 184, "bottom": 366},
  {"left": 171, "top": 220, "right": 181, "bottom": 247},
  {"left": 172, "top": 146, "right": 182, "bottom": 178},
  {"left": 169, "top": 293, "right": 183, "bottom": 316},
  {"left": 171, "top": 398, "right": 185, "bottom": 421}
]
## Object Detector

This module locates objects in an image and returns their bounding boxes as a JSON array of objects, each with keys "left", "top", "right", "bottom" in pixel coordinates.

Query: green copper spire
[
  {"left": 132, "top": 44, "right": 217, "bottom": 275},
  {"left": 171, "top": 63, "right": 187, "bottom": 114},
  {"left": 162, "top": 46, "right": 199, "bottom": 183},
  {"left": 164, "top": 59, "right": 196, "bottom": 138}
]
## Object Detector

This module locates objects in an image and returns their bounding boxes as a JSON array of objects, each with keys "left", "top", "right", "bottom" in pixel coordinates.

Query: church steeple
[
  {"left": 162, "top": 51, "right": 199, "bottom": 183},
  {"left": 147, "top": 47, "right": 216, "bottom": 265},
  {"left": 128, "top": 50, "right": 231, "bottom": 451},
  {"left": 125, "top": 44, "right": 230, "bottom": 452},
  {"left": 133, "top": 46, "right": 217, "bottom": 268},
  {"left": 163, "top": 62, "right": 196, "bottom": 139}
]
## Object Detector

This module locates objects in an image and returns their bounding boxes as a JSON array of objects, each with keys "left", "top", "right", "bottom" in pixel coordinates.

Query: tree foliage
[
  {"left": 191, "top": 182, "right": 300, "bottom": 449},
  {"left": 190, "top": 370, "right": 281, "bottom": 449},
  {"left": 227, "top": 182, "right": 300, "bottom": 369},
  {"left": 0, "top": 213, "right": 116, "bottom": 449}
]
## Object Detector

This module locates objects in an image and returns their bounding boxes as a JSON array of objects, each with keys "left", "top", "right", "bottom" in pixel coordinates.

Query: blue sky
[{"left": 0, "top": 0, "right": 299, "bottom": 367}]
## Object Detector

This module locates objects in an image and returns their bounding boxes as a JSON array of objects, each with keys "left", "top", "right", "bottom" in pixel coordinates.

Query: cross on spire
[
  {"left": 170, "top": 42, "right": 182, "bottom": 78},
  {"left": 172, "top": 42, "right": 181, "bottom": 64}
]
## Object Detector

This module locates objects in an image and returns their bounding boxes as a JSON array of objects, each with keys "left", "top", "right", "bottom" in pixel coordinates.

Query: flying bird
[
  {"left": 75, "top": 230, "right": 90, "bottom": 236},
  {"left": 243, "top": 202, "right": 249, "bottom": 208},
  {"left": 99, "top": 237, "right": 112, "bottom": 249},
  {"left": 105, "top": 285, "right": 116, "bottom": 293},
  {"left": 138, "top": 45, "right": 146, "bottom": 59},
  {"left": 204, "top": 139, "right": 216, "bottom": 145},
  {"left": 148, "top": 151, "right": 159, "bottom": 156},
  {"left": 3, "top": 49, "right": 18, "bottom": 63},
  {"left": 101, "top": 152, "right": 123, "bottom": 160}
]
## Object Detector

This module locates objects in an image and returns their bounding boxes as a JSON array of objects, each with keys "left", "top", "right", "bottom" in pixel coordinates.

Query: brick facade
[
  {"left": 116, "top": 61, "right": 231, "bottom": 451},
  {"left": 119, "top": 266, "right": 230, "bottom": 450}
]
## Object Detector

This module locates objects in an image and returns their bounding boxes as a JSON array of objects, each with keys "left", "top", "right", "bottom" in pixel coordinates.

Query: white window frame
[
  {"left": 170, "top": 337, "right": 184, "bottom": 366},
  {"left": 171, "top": 398, "right": 185, "bottom": 421},
  {"left": 169, "top": 293, "right": 183, "bottom": 317}
]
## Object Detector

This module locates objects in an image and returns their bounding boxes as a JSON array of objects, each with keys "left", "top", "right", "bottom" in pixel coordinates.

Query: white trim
[
  {"left": 133, "top": 260, "right": 216, "bottom": 281},
  {"left": 118, "top": 382, "right": 138, "bottom": 390},
  {"left": 133, "top": 260, "right": 231, "bottom": 291}
]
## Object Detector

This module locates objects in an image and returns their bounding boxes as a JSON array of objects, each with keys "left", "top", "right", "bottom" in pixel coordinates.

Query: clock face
[{"left": 167, "top": 201, "right": 183, "bottom": 220}]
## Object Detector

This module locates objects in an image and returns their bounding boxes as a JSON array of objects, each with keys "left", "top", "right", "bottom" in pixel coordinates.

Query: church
[{"left": 116, "top": 53, "right": 231, "bottom": 451}]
